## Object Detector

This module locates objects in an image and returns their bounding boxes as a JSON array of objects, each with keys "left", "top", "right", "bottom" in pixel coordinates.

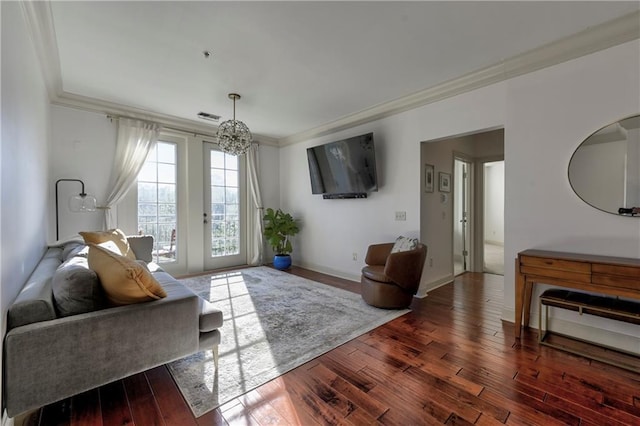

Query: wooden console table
[{"left": 515, "top": 249, "right": 640, "bottom": 338}]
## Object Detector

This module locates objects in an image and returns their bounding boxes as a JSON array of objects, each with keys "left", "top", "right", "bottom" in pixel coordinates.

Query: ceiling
[{"left": 45, "top": 1, "right": 639, "bottom": 143}]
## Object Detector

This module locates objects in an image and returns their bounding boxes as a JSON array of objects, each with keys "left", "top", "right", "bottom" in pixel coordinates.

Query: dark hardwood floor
[{"left": 23, "top": 268, "right": 640, "bottom": 425}]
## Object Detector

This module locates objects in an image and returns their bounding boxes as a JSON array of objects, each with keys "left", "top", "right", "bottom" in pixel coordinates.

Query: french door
[{"left": 203, "top": 142, "right": 247, "bottom": 270}]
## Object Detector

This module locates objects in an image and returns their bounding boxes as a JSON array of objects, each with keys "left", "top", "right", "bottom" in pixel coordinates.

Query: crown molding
[
  {"left": 21, "top": 2, "right": 639, "bottom": 148},
  {"left": 279, "top": 10, "right": 640, "bottom": 146},
  {"left": 51, "top": 92, "right": 280, "bottom": 146}
]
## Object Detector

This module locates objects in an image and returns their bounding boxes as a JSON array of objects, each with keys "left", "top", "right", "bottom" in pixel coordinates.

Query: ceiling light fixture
[{"left": 216, "top": 93, "right": 252, "bottom": 156}]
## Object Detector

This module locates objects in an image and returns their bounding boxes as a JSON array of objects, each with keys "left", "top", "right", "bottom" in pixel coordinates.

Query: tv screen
[{"left": 306, "top": 132, "right": 378, "bottom": 198}]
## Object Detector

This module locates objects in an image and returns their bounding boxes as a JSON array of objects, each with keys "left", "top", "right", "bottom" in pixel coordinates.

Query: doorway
[
  {"left": 483, "top": 160, "right": 504, "bottom": 275},
  {"left": 453, "top": 158, "right": 472, "bottom": 276}
]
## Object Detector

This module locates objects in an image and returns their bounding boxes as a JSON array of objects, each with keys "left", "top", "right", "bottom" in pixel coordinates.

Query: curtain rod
[{"left": 106, "top": 114, "right": 260, "bottom": 145}]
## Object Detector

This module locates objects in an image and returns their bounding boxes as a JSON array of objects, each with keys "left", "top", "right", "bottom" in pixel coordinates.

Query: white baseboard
[
  {"left": 484, "top": 240, "right": 504, "bottom": 247},
  {"left": 294, "top": 261, "right": 361, "bottom": 283},
  {"left": 416, "top": 274, "right": 454, "bottom": 298},
  {"left": 502, "top": 308, "right": 640, "bottom": 355}
]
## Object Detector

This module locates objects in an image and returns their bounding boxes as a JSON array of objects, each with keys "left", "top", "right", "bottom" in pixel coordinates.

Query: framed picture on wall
[
  {"left": 439, "top": 172, "right": 451, "bottom": 192},
  {"left": 424, "top": 164, "right": 434, "bottom": 193}
]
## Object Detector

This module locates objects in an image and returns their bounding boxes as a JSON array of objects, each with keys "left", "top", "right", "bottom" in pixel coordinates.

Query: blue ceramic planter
[{"left": 273, "top": 254, "right": 292, "bottom": 270}]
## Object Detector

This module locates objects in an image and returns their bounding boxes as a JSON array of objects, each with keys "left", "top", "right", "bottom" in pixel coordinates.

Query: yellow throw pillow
[
  {"left": 80, "top": 229, "right": 136, "bottom": 260},
  {"left": 88, "top": 243, "right": 167, "bottom": 305}
]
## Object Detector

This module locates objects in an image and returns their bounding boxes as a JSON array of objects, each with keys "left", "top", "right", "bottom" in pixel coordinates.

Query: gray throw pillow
[
  {"left": 52, "top": 255, "right": 105, "bottom": 317},
  {"left": 127, "top": 235, "right": 154, "bottom": 263}
]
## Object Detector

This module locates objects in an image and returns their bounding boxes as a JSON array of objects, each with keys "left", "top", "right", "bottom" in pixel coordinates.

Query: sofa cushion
[
  {"left": 80, "top": 229, "right": 136, "bottom": 260},
  {"left": 52, "top": 255, "right": 106, "bottom": 317},
  {"left": 62, "top": 242, "right": 87, "bottom": 261},
  {"left": 88, "top": 244, "right": 167, "bottom": 305},
  {"left": 390, "top": 235, "right": 418, "bottom": 253}
]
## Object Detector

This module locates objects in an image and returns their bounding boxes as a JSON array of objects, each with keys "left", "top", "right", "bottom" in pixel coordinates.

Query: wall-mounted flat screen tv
[{"left": 306, "top": 132, "right": 378, "bottom": 199}]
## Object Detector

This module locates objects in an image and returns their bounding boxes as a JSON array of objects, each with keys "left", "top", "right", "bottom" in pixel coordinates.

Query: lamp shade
[{"left": 69, "top": 193, "right": 97, "bottom": 212}]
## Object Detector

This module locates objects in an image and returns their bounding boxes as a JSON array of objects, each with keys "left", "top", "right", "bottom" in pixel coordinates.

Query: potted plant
[{"left": 263, "top": 208, "right": 300, "bottom": 270}]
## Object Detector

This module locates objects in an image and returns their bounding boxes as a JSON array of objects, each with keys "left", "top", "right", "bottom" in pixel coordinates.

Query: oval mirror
[{"left": 569, "top": 114, "right": 640, "bottom": 216}]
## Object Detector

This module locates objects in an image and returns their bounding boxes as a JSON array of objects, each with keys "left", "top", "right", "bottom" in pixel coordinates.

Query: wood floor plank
[
  {"left": 145, "top": 366, "right": 198, "bottom": 426},
  {"left": 70, "top": 388, "right": 102, "bottom": 426},
  {"left": 99, "top": 380, "right": 134, "bottom": 426},
  {"left": 33, "top": 269, "right": 640, "bottom": 426},
  {"left": 122, "top": 373, "right": 165, "bottom": 426},
  {"left": 254, "top": 377, "right": 322, "bottom": 426}
]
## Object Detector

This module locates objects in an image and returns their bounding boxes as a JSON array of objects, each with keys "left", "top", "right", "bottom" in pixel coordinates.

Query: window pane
[
  {"left": 225, "top": 170, "right": 238, "bottom": 187},
  {"left": 138, "top": 183, "right": 157, "bottom": 203},
  {"left": 211, "top": 151, "right": 225, "bottom": 169},
  {"left": 225, "top": 154, "right": 238, "bottom": 170},
  {"left": 158, "top": 184, "right": 176, "bottom": 203},
  {"left": 212, "top": 203, "right": 225, "bottom": 221},
  {"left": 211, "top": 169, "right": 225, "bottom": 186},
  {"left": 158, "top": 164, "right": 176, "bottom": 184},
  {"left": 138, "top": 141, "right": 177, "bottom": 264},
  {"left": 211, "top": 186, "right": 225, "bottom": 203},
  {"left": 226, "top": 187, "right": 238, "bottom": 204},
  {"left": 138, "top": 162, "right": 157, "bottom": 182},
  {"left": 157, "top": 142, "right": 175, "bottom": 163}
]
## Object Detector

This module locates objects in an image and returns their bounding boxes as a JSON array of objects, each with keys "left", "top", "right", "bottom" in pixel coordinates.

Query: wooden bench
[{"left": 538, "top": 289, "right": 640, "bottom": 372}]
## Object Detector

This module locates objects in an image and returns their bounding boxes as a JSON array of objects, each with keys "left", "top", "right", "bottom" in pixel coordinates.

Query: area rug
[{"left": 167, "top": 266, "right": 409, "bottom": 418}]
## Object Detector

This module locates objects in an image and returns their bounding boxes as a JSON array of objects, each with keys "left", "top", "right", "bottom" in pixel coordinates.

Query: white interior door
[{"left": 203, "top": 142, "right": 247, "bottom": 270}]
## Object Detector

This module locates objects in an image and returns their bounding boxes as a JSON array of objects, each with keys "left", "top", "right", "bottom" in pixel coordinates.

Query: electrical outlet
[
  {"left": 352, "top": 252, "right": 358, "bottom": 261},
  {"left": 429, "top": 257, "right": 433, "bottom": 267},
  {"left": 395, "top": 211, "right": 406, "bottom": 221}
]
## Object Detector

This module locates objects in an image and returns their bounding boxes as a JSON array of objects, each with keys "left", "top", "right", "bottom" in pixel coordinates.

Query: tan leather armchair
[{"left": 361, "top": 242, "right": 427, "bottom": 309}]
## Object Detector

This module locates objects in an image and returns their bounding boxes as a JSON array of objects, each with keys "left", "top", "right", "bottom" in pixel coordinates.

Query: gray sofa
[{"left": 3, "top": 236, "right": 223, "bottom": 418}]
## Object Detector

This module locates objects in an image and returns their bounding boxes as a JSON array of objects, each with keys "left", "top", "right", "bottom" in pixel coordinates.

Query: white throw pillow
[{"left": 391, "top": 236, "right": 419, "bottom": 253}]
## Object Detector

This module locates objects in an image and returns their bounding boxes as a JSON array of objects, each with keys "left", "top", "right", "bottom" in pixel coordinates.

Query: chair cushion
[
  {"left": 88, "top": 243, "right": 167, "bottom": 305},
  {"left": 390, "top": 236, "right": 418, "bottom": 253},
  {"left": 362, "top": 265, "right": 393, "bottom": 283}
]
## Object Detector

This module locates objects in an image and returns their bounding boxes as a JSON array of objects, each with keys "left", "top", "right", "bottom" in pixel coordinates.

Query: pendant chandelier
[{"left": 216, "top": 93, "right": 252, "bottom": 156}]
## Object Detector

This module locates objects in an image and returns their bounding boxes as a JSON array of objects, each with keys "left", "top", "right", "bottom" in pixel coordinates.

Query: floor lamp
[{"left": 55, "top": 178, "right": 97, "bottom": 241}]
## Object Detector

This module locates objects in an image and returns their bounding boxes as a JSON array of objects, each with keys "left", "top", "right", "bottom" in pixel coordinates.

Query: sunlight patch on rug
[{"left": 167, "top": 266, "right": 409, "bottom": 418}]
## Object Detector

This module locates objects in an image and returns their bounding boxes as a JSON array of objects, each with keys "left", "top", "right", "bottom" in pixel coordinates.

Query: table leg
[
  {"left": 514, "top": 258, "right": 524, "bottom": 338},
  {"left": 523, "top": 281, "right": 534, "bottom": 330}
]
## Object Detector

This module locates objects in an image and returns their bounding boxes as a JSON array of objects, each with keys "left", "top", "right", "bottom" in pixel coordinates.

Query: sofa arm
[
  {"left": 384, "top": 244, "right": 427, "bottom": 293},
  {"left": 3, "top": 278, "right": 199, "bottom": 417},
  {"left": 364, "top": 243, "right": 394, "bottom": 266}
]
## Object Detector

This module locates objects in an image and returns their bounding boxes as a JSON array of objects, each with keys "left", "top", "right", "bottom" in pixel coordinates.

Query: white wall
[
  {"left": 280, "top": 39, "right": 640, "bottom": 349},
  {"left": 280, "top": 85, "right": 507, "bottom": 282},
  {"left": 50, "top": 106, "right": 116, "bottom": 242},
  {"left": 1, "top": 1, "right": 52, "bottom": 415},
  {"left": 504, "top": 39, "right": 640, "bottom": 350}
]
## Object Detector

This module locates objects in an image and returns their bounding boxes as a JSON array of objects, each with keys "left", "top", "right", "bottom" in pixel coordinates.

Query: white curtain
[
  {"left": 246, "top": 143, "right": 264, "bottom": 265},
  {"left": 103, "top": 118, "right": 161, "bottom": 229}
]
